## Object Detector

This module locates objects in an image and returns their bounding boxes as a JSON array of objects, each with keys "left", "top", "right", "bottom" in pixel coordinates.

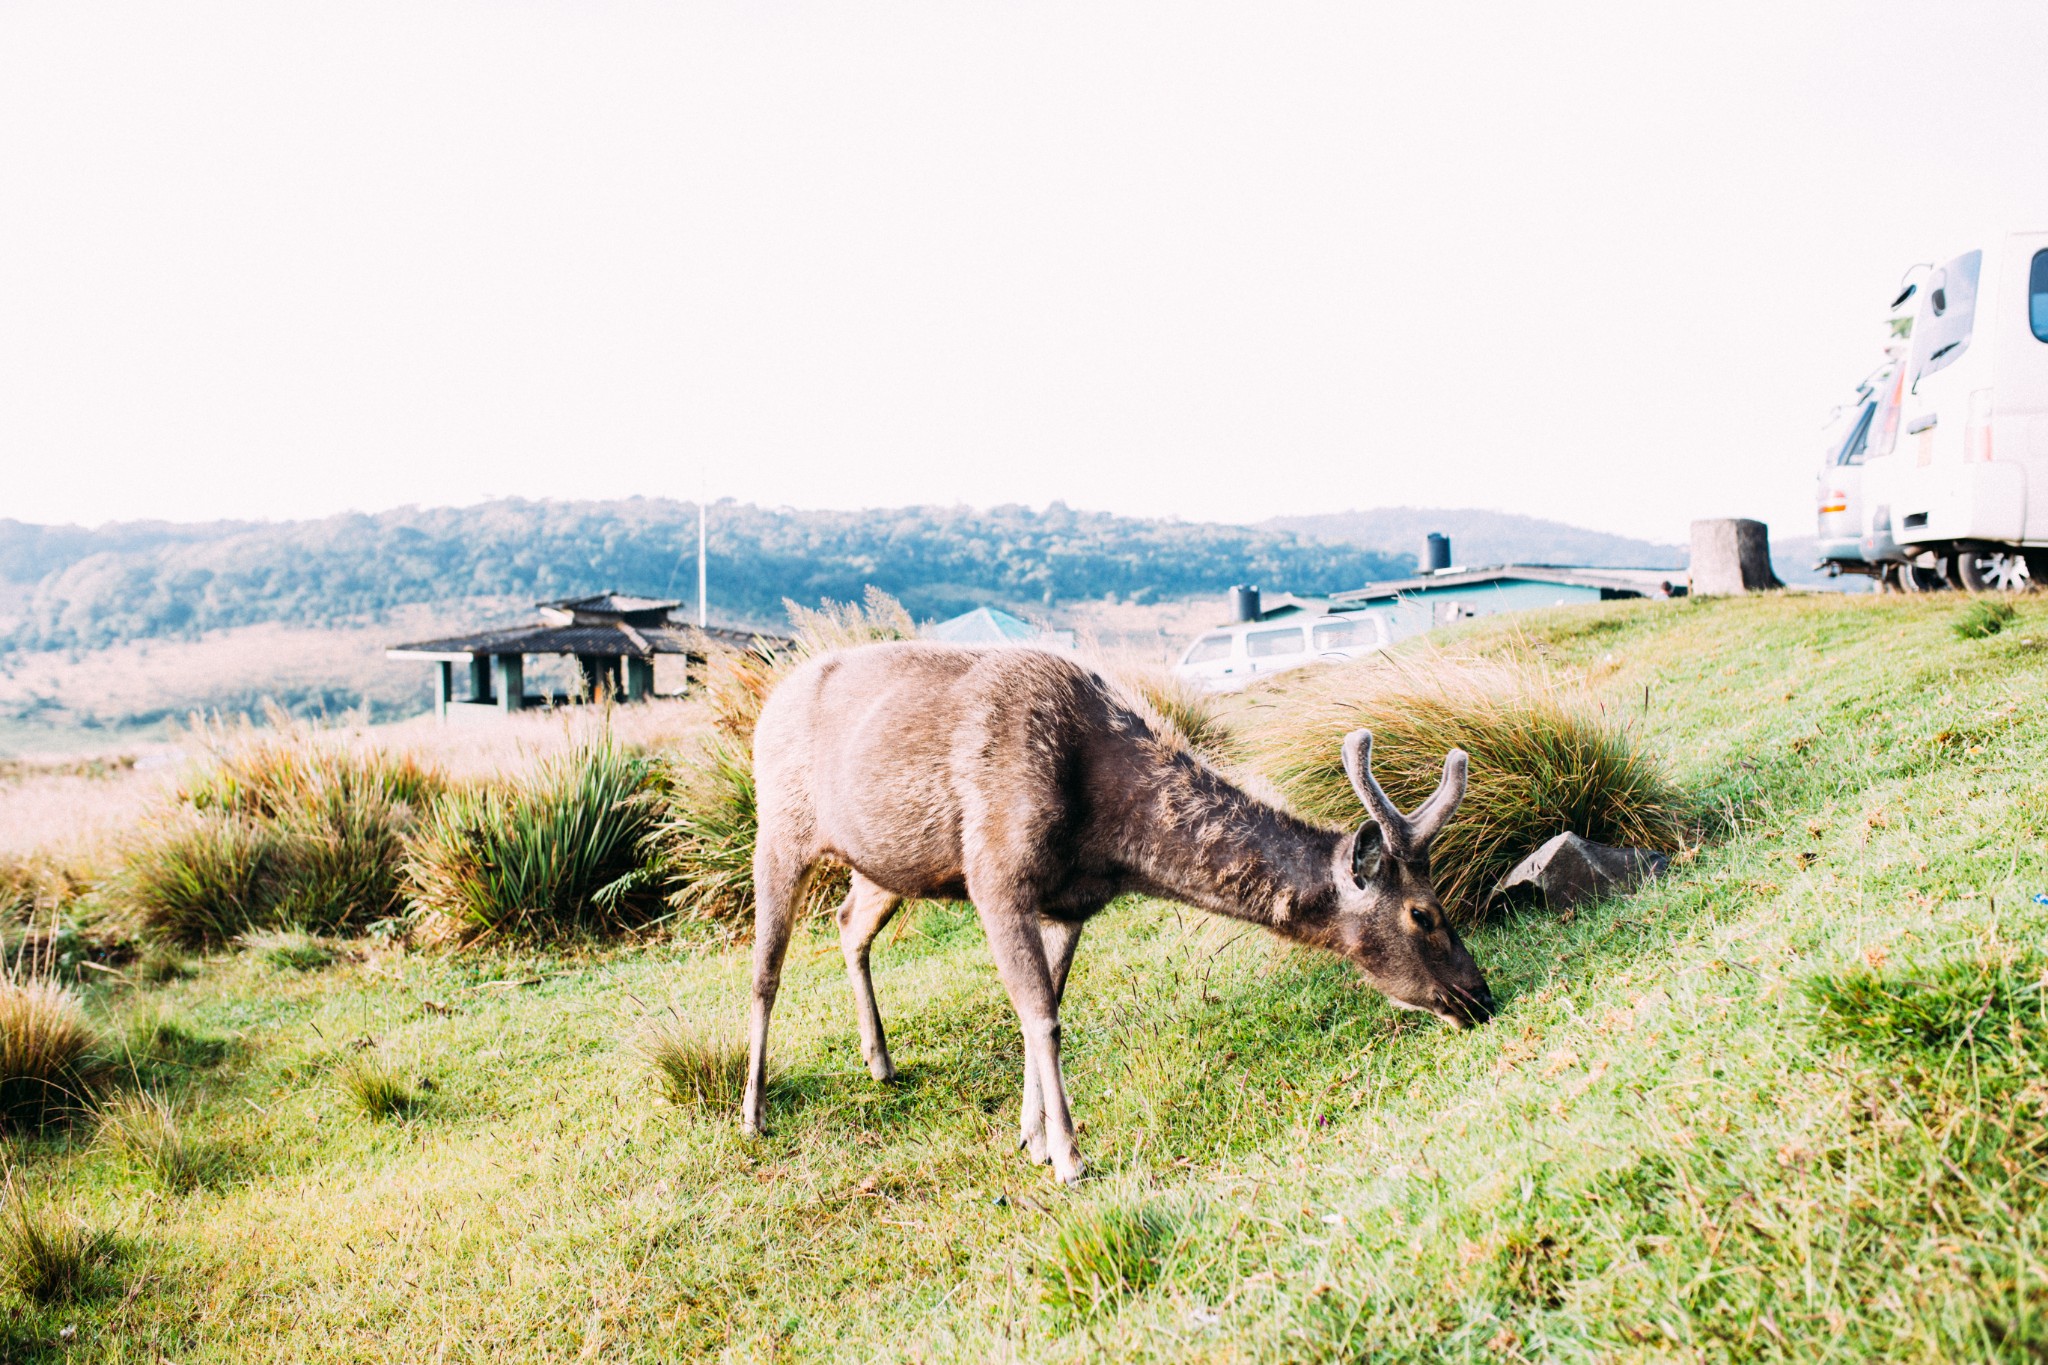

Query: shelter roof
[{"left": 387, "top": 620, "right": 782, "bottom": 661}]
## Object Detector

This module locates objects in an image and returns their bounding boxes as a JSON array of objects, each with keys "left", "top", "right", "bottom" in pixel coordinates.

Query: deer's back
[{"left": 753, "top": 642, "right": 1131, "bottom": 899}]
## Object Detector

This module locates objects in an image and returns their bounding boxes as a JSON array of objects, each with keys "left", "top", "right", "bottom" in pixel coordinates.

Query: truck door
[{"left": 1998, "top": 232, "right": 2048, "bottom": 542}]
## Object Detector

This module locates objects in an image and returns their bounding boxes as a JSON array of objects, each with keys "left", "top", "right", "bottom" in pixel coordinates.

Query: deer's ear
[{"left": 1350, "top": 821, "right": 1385, "bottom": 886}]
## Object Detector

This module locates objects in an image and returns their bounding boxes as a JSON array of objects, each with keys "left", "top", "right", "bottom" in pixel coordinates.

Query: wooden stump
[{"left": 1689, "top": 519, "right": 1783, "bottom": 595}]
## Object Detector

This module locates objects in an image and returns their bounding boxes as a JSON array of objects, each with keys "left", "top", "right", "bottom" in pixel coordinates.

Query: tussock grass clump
[
  {"left": 180, "top": 713, "right": 443, "bottom": 817},
  {"left": 116, "top": 809, "right": 285, "bottom": 946},
  {"left": 1245, "top": 654, "right": 1689, "bottom": 920},
  {"left": 1954, "top": 596, "right": 2018, "bottom": 640},
  {"left": 0, "top": 956, "right": 104, "bottom": 1132},
  {"left": 98, "top": 1091, "right": 204, "bottom": 1192},
  {"left": 0, "top": 1179, "right": 116, "bottom": 1304},
  {"left": 121, "top": 723, "right": 444, "bottom": 941},
  {"left": 335, "top": 1052, "right": 421, "bottom": 1120},
  {"left": 403, "top": 736, "right": 663, "bottom": 941},
  {"left": 635, "top": 1011, "right": 748, "bottom": 1111},
  {"left": 1039, "top": 1198, "right": 1190, "bottom": 1321}
]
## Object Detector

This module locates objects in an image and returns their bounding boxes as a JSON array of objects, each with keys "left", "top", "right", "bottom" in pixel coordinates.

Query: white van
[
  {"left": 1855, "top": 231, "right": 2048, "bottom": 590},
  {"left": 1176, "top": 610, "right": 1390, "bottom": 692}
]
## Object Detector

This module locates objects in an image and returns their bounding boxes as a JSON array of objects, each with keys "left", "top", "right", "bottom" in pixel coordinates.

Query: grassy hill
[
  {"left": 0, "top": 501, "right": 1413, "bottom": 653},
  {"left": 8, "top": 590, "right": 2046, "bottom": 1360}
]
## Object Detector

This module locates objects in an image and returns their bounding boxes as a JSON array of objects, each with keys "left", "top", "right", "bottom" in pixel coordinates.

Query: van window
[
  {"left": 1184, "top": 633, "right": 1234, "bottom": 664},
  {"left": 1911, "top": 250, "right": 1982, "bottom": 385},
  {"left": 1311, "top": 618, "right": 1363, "bottom": 650},
  {"left": 2031, "top": 249, "right": 2048, "bottom": 343},
  {"left": 1245, "top": 626, "right": 1306, "bottom": 658},
  {"left": 1835, "top": 400, "right": 1877, "bottom": 466}
]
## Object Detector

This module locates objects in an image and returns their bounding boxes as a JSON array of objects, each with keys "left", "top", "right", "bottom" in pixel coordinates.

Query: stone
[
  {"left": 1689, "top": 518, "right": 1784, "bottom": 595},
  {"left": 1495, "top": 832, "right": 1669, "bottom": 913}
]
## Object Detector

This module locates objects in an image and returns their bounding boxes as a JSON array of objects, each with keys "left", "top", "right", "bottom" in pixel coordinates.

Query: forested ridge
[{"left": 0, "top": 498, "right": 1414, "bottom": 650}]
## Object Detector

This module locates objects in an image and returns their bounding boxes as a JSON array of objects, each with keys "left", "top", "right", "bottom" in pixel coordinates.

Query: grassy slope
[{"left": 11, "top": 592, "right": 2048, "bottom": 1361}]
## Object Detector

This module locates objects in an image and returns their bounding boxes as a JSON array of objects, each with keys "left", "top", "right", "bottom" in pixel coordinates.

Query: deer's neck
[{"left": 1119, "top": 750, "right": 1344, "bottom": 939}]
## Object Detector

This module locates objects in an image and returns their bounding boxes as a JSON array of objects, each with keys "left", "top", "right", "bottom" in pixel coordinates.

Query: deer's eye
[{"left": 1409, "top": 906, "right": 1434, "bottom": 931}]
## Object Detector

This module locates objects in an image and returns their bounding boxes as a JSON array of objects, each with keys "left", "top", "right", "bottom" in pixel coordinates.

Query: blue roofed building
[{"left": 923, "top": 607, "right": 1077, "bottom": 650}]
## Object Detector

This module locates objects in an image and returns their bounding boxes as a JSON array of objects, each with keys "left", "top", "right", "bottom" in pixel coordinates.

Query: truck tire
[
  {"left": 1899, "top": 556, "right": 1950, "bottom": 592},
  {"left": 1952, "top": 548, "right": 2032, "bottom": 592}
]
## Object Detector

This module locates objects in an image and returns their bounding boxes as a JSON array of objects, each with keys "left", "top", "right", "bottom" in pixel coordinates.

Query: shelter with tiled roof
[{"left": 387, "top": 592, "right": 786, "bottom": 719}]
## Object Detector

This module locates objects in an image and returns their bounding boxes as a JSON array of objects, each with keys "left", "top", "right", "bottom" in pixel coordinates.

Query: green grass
[
  {"left": 242, "top": 928, "right": 340, "bottom": 972},
  {"left": 1039, "top": 1195, "right": 1195, "bottom": 1321},
  {"left": 1954, "top": 596, "right": 2018, "bottom": 639},
  {"left": 9, "top": 592, "right": 2048, "bottom": 1359}
]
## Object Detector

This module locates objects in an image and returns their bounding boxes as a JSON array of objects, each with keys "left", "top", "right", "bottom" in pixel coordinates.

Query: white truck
[{"left": 1821, "top": 231, "right": 2048, "bottom": 590}]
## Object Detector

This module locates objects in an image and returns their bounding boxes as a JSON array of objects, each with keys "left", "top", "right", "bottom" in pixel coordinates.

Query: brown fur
[{"left": 742, "top": 641, "right": 1492, "bottom": 1184}]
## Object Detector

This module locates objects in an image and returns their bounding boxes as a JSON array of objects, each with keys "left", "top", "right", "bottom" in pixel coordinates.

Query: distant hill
[
  {"left": 1258, "top": 508, "right": 1688, "bottom": 569},
  {"left": 0, "top": 499, "right": 1413, "bottom": 652}
]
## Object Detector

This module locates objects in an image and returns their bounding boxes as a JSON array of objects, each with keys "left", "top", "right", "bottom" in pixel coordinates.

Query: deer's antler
[{"left": 1340, "top": 729, "right": 1467, "bottom": 857}]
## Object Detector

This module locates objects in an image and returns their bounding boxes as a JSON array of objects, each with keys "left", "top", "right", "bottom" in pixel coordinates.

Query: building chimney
[
  {"left": 1229, "top": 584, "right": 1261, "bottom": 623},
  {"left": 1423, "top": 532, "right": 1452, "bottom": 574}
]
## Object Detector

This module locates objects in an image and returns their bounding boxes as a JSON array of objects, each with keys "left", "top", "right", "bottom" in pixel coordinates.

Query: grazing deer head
[{"left": 1333, "top": 730, "right": 1494, "bottom": 1028}]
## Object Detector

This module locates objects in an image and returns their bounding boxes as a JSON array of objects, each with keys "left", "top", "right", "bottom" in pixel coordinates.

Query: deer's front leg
[
  {"left": 1019, "top": 917, "right": 1084, "bottom": 1165},
  {"left": 976, "top": 903, "right": 1082, "bottom": 1185}
]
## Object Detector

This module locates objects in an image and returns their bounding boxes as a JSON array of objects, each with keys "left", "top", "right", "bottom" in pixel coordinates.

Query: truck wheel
[
  {"left": 1900, "top": 556, "right": 1949, "bottom": 592},
  {"left": 1952, "top": 548, "right": 2032, "bottom": 592}
]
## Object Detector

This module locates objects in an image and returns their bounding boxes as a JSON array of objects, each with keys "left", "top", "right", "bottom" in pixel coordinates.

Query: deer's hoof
[
  {"left": 1020, "top": 1129, "right": 1050, "bottom": 1165},
  {"left": 1051, "top": 1154, "right": 1085, "bottom": 1187},
  {"left": 867, "top": 1055, "right": 896, "bottom": 1083}
]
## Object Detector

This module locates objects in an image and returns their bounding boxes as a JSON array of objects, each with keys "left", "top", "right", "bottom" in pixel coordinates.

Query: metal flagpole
[{"left": 697, "top": 500, "right": 708, "bottom": 628}]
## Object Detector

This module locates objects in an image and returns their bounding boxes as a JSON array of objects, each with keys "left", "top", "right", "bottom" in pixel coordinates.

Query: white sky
[{"left": 3, "top": 1, "right": 2045, "bottom": 543}]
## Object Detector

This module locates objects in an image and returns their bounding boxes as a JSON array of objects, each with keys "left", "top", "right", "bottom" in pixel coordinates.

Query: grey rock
[{"left": 1496, "top": 832, "right": 1669, "bottom": 913}]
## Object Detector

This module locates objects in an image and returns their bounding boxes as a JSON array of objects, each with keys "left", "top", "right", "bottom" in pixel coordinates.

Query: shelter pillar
[
  {"left": 576, "top": 654, "right": 620, "bottom": 701},
  {"left": 495, "top": 654, "right": 524, "bottom": 713},
  {"left": 435, "top": 661, "right": 452, "bottom": 720}
]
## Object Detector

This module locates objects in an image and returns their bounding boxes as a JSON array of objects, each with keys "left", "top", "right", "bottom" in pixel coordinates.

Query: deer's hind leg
[{"left": 836, "top": 871, "right": 905, "bottom": 1081}]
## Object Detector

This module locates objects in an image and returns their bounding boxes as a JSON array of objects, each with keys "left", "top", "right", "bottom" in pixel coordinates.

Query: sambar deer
[{"left": 743, "top": 642, "right": 1492, "bottom": 1184}]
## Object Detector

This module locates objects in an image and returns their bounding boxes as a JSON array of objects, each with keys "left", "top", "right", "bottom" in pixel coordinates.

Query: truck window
[
  {"left": 1911, "top": 250, "right": 1982, "bottom": 385},
  {"left": 1312, "top": 618, "right": 1361, "bottom": 650},
  {"left": 2032, "top": 249, "right": 2048, "bottom": 343},
  {"left": 1184, "top": 633, "right": 1234, "bottom": 664},
  {"left": 1245, "top": 626, "right": 1306, "bottom": 658}
]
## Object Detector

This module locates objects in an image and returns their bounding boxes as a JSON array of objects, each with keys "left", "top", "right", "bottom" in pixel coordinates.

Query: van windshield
[
  {"left": 2032, "top": 249, "right": 2048, "bottom": 343},
  {"left": 1184, "top": 633, "right": 1233, "bottom": 664},
  {"left": 1835, "top": 401, "right": 1877, "bottom": 466}
]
